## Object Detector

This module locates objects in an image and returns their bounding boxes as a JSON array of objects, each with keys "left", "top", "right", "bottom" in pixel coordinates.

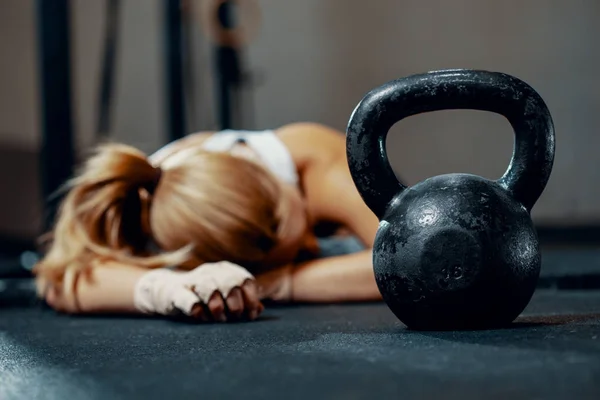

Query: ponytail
[{"left": 35, "top": 143, "right": 192, "bottom": 290}]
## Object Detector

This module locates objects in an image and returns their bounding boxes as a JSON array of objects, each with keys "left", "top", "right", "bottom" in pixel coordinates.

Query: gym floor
[{"left": 1, "top": 246, "right": 599, "bottom": 400}]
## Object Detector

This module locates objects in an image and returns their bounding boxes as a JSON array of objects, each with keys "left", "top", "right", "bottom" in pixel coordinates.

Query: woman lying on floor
[{"left": 34, "top": 123, "right": 381, "bottom": 322}]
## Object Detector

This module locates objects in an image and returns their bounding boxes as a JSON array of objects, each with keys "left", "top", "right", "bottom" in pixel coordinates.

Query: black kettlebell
[{"left": 346, "top": 69, "right": 555, "bottom": 330}]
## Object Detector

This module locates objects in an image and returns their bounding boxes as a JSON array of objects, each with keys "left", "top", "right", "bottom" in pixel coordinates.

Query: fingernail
[
  {"left": 218, "top": 314, "right": 227, "bottom": 322},
  {"left": 249, "top": 310, "right": 257, "bottom": 320},
  {"left": 191, "top": 304, "right": 202, "bottom": 318}
]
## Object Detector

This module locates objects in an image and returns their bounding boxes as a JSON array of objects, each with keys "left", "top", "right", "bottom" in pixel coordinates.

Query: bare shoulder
[
  {"left": 275, "top": 122, "right": 346, "bottom": 168},
  {"left": 277, "top": 123, "right": 378, "bottom": 244}
]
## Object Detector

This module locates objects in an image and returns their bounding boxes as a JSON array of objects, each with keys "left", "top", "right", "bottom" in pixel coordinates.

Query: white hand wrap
[{"left": 133, "top": 261, "right": 254, "bottom": 316}]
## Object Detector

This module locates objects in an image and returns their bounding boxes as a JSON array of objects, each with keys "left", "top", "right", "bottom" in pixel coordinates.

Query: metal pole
[
  {"left": 214, "top": 0, "right": 238, "bottom": 130},
  {"left": 36, "top": 0, "right": 76, "bottom": 232},
  {"left": 164, "top": 0, "right": 186, "bottom": 141}
]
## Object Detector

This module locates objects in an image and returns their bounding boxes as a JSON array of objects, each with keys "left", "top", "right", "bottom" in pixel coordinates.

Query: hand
[
  {"left": 191, "top": 279, "right": 264, "bottom": 322},
  {"left": 255, "top": 264, "right": 294, "bottom": 303},
  {"left": 134, "top": 261, "right": 264, "bottom": 322}
]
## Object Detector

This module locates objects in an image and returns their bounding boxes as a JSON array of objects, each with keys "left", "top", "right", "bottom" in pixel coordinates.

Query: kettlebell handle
[{"left": 346, "top": 69, "right": 555, "bottom": 218}]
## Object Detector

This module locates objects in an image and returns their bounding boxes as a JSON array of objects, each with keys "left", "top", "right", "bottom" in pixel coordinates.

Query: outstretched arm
[
  {"left": 291, "top": 249, "right": 380, "bottom": 302},
  {"left": 37, "top": 261, "right": 264, "bottom": 322},
  {"left": 39, "top": 262, "right": 145, "bottom": 314}
]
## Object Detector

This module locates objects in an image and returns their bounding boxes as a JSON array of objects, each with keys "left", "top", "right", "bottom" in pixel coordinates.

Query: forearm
[
  {"left": 38, "top": 262, "right": 148, "bottom": 314},
  {"left": 291, "top": 250, "right": 382, "bottom": 303},
  {"left": 39, "top": 261, "right": 262, "bottom": 322}
]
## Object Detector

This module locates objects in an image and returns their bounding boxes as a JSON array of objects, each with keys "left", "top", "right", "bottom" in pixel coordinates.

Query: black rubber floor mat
[{"left": 0, "top": 290, "right": 598, "bottom": 400}]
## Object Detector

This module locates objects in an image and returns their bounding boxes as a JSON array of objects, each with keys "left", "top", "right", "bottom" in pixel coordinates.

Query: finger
[
  {"left": 190, "top": 303, "right": 208, "bottom": 322},
  {"left": 225, "top": 288, "right": 244, "bottom": 320},
  {"left": 171, "top": 288, "right": 202, "bottom": 317},
  {"left": 189, "top": 279, "right": 218, "bottom": 304},
  {"left": 207, "top": 291, "right": 226, "bottom": 322},
  {"left": 241, "top": 280, "right": 262, "bottom": 321}
]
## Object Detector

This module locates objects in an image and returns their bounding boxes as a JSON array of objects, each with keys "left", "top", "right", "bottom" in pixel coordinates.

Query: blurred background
[{"left": 1, "top": 0, "right": 599, "bottom": 275}]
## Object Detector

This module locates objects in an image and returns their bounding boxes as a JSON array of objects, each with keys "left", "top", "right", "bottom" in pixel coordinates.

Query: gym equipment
[
  {"left": 0, "top": 0, "right": 190, "bottom": 279},
  {"left": 198, "top": 0, "right": 261, "bottom": 129},
  {"left": 164, "top": 0, "right": 187, "bottom": 141},
  {"left": 0, "top": 0, "right": 78, "bottom": 280},
  {"left": 96, "top": 0, "right": 187, "bottom": 142},
  {"left": 37, "top": 0, "right": 76, "bottom": 231},
  {"left": 96, "top": 0, "right": 121, "bottom": 139},
  {"left": 346, "top": 69, "right": 555, "bottom": 330},
  {"left": 199, "top": 0, "right": 261, "bottom": 49}
]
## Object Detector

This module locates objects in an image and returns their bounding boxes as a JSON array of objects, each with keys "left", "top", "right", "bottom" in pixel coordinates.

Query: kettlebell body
[
  {"left": 347, "top": 70, "right": 555, "bottom": 330},
  {"left": 375, "top": 174, "right": 540, "bottom": 330}
]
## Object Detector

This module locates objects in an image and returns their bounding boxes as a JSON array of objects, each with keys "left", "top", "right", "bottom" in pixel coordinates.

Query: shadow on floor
[{"left": 408, "top": 312, "right": 600, "bottom": 354}]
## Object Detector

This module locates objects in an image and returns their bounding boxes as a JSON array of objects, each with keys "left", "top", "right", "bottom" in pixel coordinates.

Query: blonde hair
[{"left": 34, "top": 142, "right": 296, "bottom": 288}]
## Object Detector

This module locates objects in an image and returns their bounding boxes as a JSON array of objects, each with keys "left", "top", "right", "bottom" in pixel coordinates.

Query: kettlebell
[{"left": 346, "top": 69, "right": 555, "bottom": 330}]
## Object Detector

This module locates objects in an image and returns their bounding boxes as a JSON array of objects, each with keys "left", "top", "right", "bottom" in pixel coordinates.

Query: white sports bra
[{"left": 151, "top": 129, "right": 299, "bottom": 185}]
